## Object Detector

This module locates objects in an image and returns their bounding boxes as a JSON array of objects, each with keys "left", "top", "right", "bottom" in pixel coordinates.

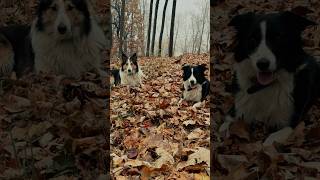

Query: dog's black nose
[
  {"left": 190, "top": 80, "right": 195, "bottom": 85},
  {"left": 128, "top": 69, "right": 132, "bottom": 73},
  {"left": 58, "top": 24, "right": 67, "bottom": 34},
  {"left": 256, "top": 59, "right": 270, "bottom": 71}
]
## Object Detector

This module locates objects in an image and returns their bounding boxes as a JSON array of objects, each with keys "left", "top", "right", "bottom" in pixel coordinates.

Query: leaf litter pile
[
  {"left": 110, "top": 54, "right": 210, "bottom": 179},
  {"left": 212, "top": 0, "right": 320, "bottom": 179},
  {"left": 0, "top": 70, "right": 109, "bottom": 179}
]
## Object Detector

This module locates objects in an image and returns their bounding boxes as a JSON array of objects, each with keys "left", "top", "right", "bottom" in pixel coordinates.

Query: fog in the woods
[{"left": 111, "top": 0, "right": 209, "bottom": 58}]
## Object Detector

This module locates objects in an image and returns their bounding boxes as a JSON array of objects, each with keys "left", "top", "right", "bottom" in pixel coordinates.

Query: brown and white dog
[
  {"left": 31, "top": 0, "right": 107, "bottom": 78},
  {"left": 111, "top": 53, "right": 145, "bottom": 86}
]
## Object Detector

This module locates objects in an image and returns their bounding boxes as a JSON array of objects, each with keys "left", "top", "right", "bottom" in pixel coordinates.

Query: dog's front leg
[{"left": 192, "top": 101, "right": 202, "bottom": 108}]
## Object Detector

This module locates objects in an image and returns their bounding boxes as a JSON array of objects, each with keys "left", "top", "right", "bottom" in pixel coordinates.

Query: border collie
[
  {"left": 31, "top": 0, "right": 106, "bottom": 78},
  {"left": 0, "top": 25, "right": 34, "bottom": 78},
  {"left": 228, "top": 11, "right": 320, "bottom": 130},
  {"left": 182, "top": 64, "right": 209, "bottom": 107},
  {"left": 111, "top": 52, "right": 144, "bottom": 86}
]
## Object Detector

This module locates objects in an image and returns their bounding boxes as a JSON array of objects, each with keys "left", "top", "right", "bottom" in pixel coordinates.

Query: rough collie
[
  {"left": 228, "top": 11, "right": 320, "bottom": 130},
  {"left": 111, "top": 53, "right": 144, "bottom": 86},
  {"left": 31, "top": 0, "right": 107, "bottom": 78}
]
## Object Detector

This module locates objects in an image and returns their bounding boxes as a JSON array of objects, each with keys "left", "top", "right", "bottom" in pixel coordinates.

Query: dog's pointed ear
[
  {"left": 121, "top": 52, "right": 127, "bottom": 63},
  {"left": 229, "top": 12, "right": 255, "bottom": 31},
  {"left": 131, "top": 53, "right": 137, "bottom": 61},
  {"left": 282, "top": 11, "right": 317, "bottom": 31}
]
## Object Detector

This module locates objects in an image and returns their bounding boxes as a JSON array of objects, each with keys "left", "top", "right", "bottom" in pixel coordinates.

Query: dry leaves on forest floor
[
  {"left": 110, "top": 54, "right": 210, "bottom": 179},
  {"left": 0, "top": 71, "right": 109, "bottom": 179},
  {"left": 211, "top": 1, "right": 320, "bottom": 179}
]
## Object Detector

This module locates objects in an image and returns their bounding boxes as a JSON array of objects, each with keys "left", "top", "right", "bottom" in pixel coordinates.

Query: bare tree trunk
[
  {"left": 168, "top": 0, "right": 177, "bottom": 57},
  {"left": 140, "top": 0, "right": 147, "bottom": 56},
  {"left": 197, "top": 1, "right": 209, "bottom": 55},
  {"left": 158, "top": 0, "right": 169, "bottom": 56},
  {"left": 191, "top": 22, "right": 195, "bottom": 53},
  {"left": 173, "top": 20, "right": 179, "bottom": 55},
  {"left": 146, "top": 0, "right": 154, "bottom": 57},
  {"left": 197, "top": 20, "right": 205, "bottom": 54},
  {"left": 151, "top": 0, "right": 160, "bottom": 56},
  {"left": 206, "top": 30, "right": 210, "bottom": 53},
  {"left": 183, "top": 28, "right": 188, "bottom": 53},
  {"left": 119, "top": 0, "right": 126, "bottom": 56}
]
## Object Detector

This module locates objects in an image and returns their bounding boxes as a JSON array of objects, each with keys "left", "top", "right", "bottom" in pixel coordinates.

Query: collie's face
[
  {"left": 121, "top": 53, "right": 139, "bottom": 75},
  {"left": 36, "top": 0, "right": 91, "bottom": 39},
  {"left": 182, "top": 64, "right": 207, "bottom": 90},
  {"left": 229, "top": 11, "right": 315, "bottom": 86}
]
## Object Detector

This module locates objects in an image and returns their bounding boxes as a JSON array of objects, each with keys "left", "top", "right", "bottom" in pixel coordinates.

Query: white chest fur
[
  {"left": 31, "top": 19, "right": 106, "bottom": 78},
  {"left": 234, "top": 60, "right": 295, "bottom": 129},
  {"left": 183, "top": 84, "right": 202, "bottom": 102},
  {"left": 119, "top": 70, "right": 143, "bottom": 86}
]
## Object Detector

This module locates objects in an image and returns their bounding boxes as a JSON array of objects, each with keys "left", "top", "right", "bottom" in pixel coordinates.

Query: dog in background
[
  {"left": 111, "top": 52, "right": 144, "bottom": 86},
  {"left": 31, "top": 0, "right": 107, "bottom": 78},
  {"left": 181, "top": 64, "right": 209, "bottom": 108},
  {"left": 0, "top": 25, "right": 34, "bottom": 78},
  {"left": 228, "top": 11, "right": 320, "bottom": 131}
]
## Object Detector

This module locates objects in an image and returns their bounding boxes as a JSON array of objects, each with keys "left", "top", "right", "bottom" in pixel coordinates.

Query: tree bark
[
  {"left": 168, "top": 0, "right": 177, "bottom": 57},
  {"left": 151, "top": 0, "right": 160, "bottom": 56},
  {"left": 119, "top": 0, "right": 126, "bottom": 56},
  {"left": 158, "top": 0, "right": 169, "bottom": 56},
  {"left": 146, "top": 0, "right": 154, "bottom": 57}
]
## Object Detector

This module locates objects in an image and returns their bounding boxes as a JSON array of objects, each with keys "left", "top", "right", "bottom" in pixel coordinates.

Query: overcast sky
[{"left": 141, "top": 0, "right": 209, "bottom": 56}]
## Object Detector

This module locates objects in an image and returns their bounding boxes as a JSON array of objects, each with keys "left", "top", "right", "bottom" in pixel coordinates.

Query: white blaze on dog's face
[
  {"left": 36, "top": 0, "right": 91, "bottom": 39},
  {"left": 249, "top": 21, "right": 277, "bottom": 86},
  {"left": 121, "top": 53, "right": 138, "bottom": 75},
  {"left": 183, "top": 68, "right": 197, "bottom": 90},
  {"left": 182, "top": 64, "right": 207, "bottom": 90}
]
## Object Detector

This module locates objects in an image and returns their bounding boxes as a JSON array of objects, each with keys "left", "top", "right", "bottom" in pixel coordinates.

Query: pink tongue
[{"left": 257, "top": 72, "right": 274, "bottom": 85}]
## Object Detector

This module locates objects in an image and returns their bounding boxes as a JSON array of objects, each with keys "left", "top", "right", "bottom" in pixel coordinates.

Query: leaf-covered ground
[
  {"left": 110, "top": 54, "right": 210, "bottom": 179},
  {"left": 211, "top": 1, "right": 320, "bottom": 179},
  {"left": 0, "top": 72, "right": 109, "bottom": 179}
]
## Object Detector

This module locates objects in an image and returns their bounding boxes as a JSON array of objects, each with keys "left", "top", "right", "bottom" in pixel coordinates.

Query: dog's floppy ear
[
  {"left": 229, "top": 12, "right": 255, "bottom": 31},
  {"left": 130, "top": 53, "right": 137, "bottom": 62},
  {"left": 182, "top": 64, "right": 189, "bottom": 71},
  {"left": 282, "top": 11, "right": 317, "bottom": 31}
]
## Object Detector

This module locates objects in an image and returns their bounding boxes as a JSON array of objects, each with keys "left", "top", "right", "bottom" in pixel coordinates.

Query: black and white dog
[
  {"left": 111, "top": 53, "right": 144, "bottom": 86},
  {"left": 228, "top": 11, "right": 320, "bottom": 130},
  {"left": 182, "top": 64, "right": 209, "bottom": 107},
  {"left": 31, "top": 0, "right": 106, "bottom": 78}
]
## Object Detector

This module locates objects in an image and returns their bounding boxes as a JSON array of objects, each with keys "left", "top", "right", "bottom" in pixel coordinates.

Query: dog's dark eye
[
  {"left": 67, "top": 5, "right": 74, "bottom": 11},
  {"left": 51, "top": 5, "right": 57, "bottom": 11}
]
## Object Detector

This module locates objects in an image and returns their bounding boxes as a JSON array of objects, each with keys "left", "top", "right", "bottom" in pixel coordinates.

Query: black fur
[
  {"left": 111, "top": 69, "right": 120, "bottom": 86},
  {"left": 182, "top": 64, "right": 210, "bottom": 101},
  {"left": 36, "top": 0, "right": 53, "bottom": 31},
  {"left": 36, "top": 0, "right": 91, "bottom": 35},
  {"left": 0, "top": 25, "right": 34, "bottom": 77},
  {"left": 121, "top": 53, "right": 139, "bottom": 73},
  {"left": 229, "top": 11, "right": 320, "bottom": 128},
  {"left": 111, "top": 53, "right": 139, "bottom": 86}
]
